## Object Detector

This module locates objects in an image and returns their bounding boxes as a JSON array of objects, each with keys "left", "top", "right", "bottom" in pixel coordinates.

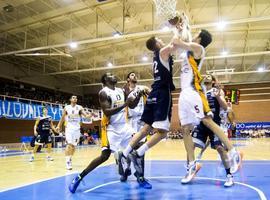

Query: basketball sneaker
[
  {"left": 29, "top": 156, "right": 34, "bottom": 162},
  {"left": 69, "top": 175, "right": 82, "bottom": 193},
  {"left": 117, "top": 151, "right": 129, "bottom": 176},
  {"left": 181, "top": 162, "right": 202, "bottom": 184},
  {"left": 46, "top": 156, "right": 54, "bottom": 161},
  {"left": 120, "top": 168, "right": 131, "bottom": 182},
  {"left": 134, "top": 172, "right": 152, "bottom": 189},
  {"left": 228, "top": 149, "right": 243, "bottom": 173},
  {"left": 128, "top": 150, "right": 143, "bottom": 176},
  {"left": 224, "top": 174, "right": 234, "bottom": 187}
]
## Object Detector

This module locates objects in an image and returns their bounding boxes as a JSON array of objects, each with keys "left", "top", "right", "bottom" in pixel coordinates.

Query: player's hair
[
  {"left": 126, "top": 71, "right": 135, "bottom": 80},
  {"left": 199, "top": 29, "right": 212, "bottom": 48},
  {"left": 101, "top": 73, "right": 108, "bottom": 85},
  {"left": 146, "top": 36, "right": 157, "bottom": 51},
  {"left": 70, "top": 95, "right": 77, "bottom": 99}
]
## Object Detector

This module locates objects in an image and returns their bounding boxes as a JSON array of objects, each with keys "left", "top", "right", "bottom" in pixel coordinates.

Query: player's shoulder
[
  {"left": 99, "top": 86, "right": 110, "bottom": 95},
  {"left": 76, "top": 104, "right": 83, "bottom": 110},
  {"left": 65, "top": 104, "right": 71, "bottom": 109},
  {"left": 115, "top": 87, "right": 125, "bottom": 95}
]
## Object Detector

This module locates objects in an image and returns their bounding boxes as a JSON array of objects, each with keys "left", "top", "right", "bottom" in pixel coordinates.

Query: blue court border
[{"left": 0, "top": 160, "right": 269, "bottom": 200}]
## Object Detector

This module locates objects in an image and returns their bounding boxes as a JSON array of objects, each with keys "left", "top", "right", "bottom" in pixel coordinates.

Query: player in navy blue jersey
[
  {"left": 191, "top": 74, "right": 235, "bottom": 187},
  {"left": 29, "top": 107, "right": 57, "bottom": 162},
  {"left": 118, "top": 36, "right": 177, "bottom": 189}
]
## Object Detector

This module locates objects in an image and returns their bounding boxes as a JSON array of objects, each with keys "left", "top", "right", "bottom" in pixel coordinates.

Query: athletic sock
[
  {"left": 66, "top": 156, "right": 71, "bottom": 162},
  {"left": 123, "top": 145, "right": 132, "bottom": 157},
  {"left": 136, "top": 144, "right": 149, "bottom": 157},
  {"left": 229, "top": 148, "right": 237, "bottom": 155}
]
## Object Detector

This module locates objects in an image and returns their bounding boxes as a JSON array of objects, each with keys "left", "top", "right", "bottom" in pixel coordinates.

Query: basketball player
[
  {"left": 121, "top": 72, "right": 151, "bottom": 183},
  {"left": 29, "top": 107, "right": 57, "bottom": 162},
  {"left": 118, "top": 36, "right": 177, "bottom": 185},
  {"left": 191, "top": 74, "right": 234, "bottom": 187},
  {"left": 68, "top": 72, "right": 148, "bottom": 193},
  {"left": 170, "top": 19, "right": 242, "bottom": 182},
  {"left": 56, "top": 95, "right": 92, "bottom": 170}
]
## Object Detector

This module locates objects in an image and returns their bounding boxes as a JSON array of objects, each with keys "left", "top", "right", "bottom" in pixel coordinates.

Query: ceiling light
[
  {"left": 107, "top": 62, "right": 113, "bottom": 67},
  {"left": 221, "top": 50, "right": 228, "bottom": 56},
  {"left": 142, "top": 55, "right": 148, "bottom": 61},
  {"left": 217, "top": 21, "right": 227, "bottom": 30},
  {"left": 257, "top": 67, "right": 264, "bottom": 72},
  {"left": 69, "top": 42, "right": 78, "bottom": 49}
]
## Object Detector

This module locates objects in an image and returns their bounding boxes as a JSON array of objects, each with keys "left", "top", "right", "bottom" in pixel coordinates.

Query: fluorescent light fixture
[
  {"left": 257, "top": 67, "right": 264, "bottom": 72},
  {"left": 221, "top": 50, "right": 228, "bottom": 56},
  {"left": 217, "top": 21, "right": 227, "bottom": 30},
  {"left": 107, "top": 62, "right": 113, "bottom": 67},
  {"left": 69, "top": 42, "right": 78, "bottom": 49},
  {"left": 142, "top": 55, "right": 148, "bottom": 61}
]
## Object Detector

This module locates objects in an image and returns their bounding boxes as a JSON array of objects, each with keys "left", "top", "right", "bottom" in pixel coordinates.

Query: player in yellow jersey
[{"left": 169, "top": 15, "right": 242, "bottom": 183}]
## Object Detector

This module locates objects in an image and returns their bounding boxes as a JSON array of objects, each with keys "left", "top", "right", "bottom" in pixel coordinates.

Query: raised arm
[
  {"left": 172, "top": 36, "right": 203, "bottom": 59},
  {"left": 160, "top": 43, "right": 177, "bottom": 61}
]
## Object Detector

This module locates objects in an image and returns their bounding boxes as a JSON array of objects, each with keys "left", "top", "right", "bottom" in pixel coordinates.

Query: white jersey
[
  {"left": 128, "top": 85, "right": 145, "bottom": 118},
  {"left": 180, "top": 46, "right": 205, "bottom": 90},
  {"left": 100, "top": 86, "right": 126, "bottom": 124},
  {"left": 65, "top": 104, "right": 83, "bottom": 130}
]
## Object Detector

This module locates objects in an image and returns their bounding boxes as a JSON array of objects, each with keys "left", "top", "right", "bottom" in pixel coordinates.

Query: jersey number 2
[{"left": 153, "top": 61, "right": 159, "bottom": 74}]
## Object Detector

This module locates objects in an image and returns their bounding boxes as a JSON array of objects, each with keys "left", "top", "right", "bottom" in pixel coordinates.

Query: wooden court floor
[{"left": 0, "top": 138, "right": 270, "bottom": 190}]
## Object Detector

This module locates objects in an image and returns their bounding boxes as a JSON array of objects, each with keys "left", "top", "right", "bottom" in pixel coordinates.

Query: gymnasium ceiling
[{"left": 0, "top": 0, "right": 270, "bottom": 93}]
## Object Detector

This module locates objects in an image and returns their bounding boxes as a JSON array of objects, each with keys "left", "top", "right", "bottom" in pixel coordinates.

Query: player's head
[
  {"left": 146, "top": 36, "right": 165, "bottom": 51},
  {"left": 193, "top": 29, "right": 212, "bottom": 48},
  {"left": 126, "top": 72, "right": 137, "bottom": 84},
  {"left": 70, "top": 95, "right": 78, "bottom": 104},
  {"left": 42, "top": 107, "right": 48, "bottom": 115},
  {"left": 101, "top": 72, "right": 117, "bottom": 86},
  {"left": 204, "top": 74, "right": 216, "bottom": 87}
]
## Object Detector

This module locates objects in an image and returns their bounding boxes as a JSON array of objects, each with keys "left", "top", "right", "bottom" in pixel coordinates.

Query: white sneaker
[
  {"left": 29, "top": 156, "right": 34, "bottom": 162},
  {"left": 228, "top": 150, "right": 243, "bottom": 174},
  {"left": 46, "top": 156, "right": 54, "bottom": 161},
  {"left": 181, "top": 162, "right": 202, "bottom": 184},
  {"left": 66, "top": 161, "right": 72, "bottom": 170},
  {"left": 224, "top": 174, "right": 234, "bottom": 187}
]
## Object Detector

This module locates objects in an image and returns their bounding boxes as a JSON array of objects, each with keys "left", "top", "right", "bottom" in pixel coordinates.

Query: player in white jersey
[
  {"left": 124, "top": 72, "right": 150, "bottom": 132},
  {"left": 68, "top": 72, "right": 145, "bottom": 193},
  {"left": 56, "top": 95, "right": 92, "bottom": 170},
  {"left": 121, "top": 72, "right": 151, "bottom": 183},
  {"left": 169, "top": 15, "right": 242, "bottom": 183}
]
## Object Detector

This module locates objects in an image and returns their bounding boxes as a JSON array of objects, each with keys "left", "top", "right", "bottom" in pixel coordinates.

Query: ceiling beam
[
  {"left": 1, "top": 15, "right": 270, "bottom": 56},
  {"left": 46, "top": 50, "right": 270, "bottom": 75},
  {"left": 76, "top": 69, "right": 270, "bottom": 87}
]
